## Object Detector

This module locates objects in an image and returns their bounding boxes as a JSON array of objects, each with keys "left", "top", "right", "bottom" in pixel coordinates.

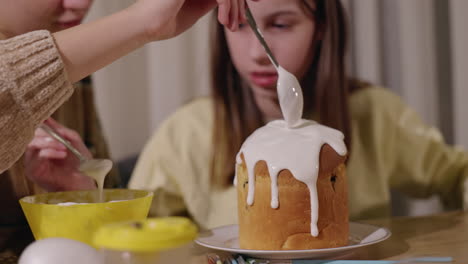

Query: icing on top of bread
[{"left": 235, "top": 119, "right": 347, "bottom": 237}]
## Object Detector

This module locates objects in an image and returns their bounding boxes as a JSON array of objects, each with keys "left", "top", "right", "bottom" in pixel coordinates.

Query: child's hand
[
  {"left": 217, "top": 0, "right": 260, "bottom": 31},
  {"left": 132, "top": 0, "right": 259, "bottom": 41},
  {"left": 24, "top": 119, "right": 96, "bottom": 192}
]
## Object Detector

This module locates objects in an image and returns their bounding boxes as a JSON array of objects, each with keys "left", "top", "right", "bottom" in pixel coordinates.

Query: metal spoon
[
  {"left": 39, "top": 123, "right": 113, "bottom": 199},
  {"left": 39, "top": 124, "right": 87, "bottom": 163},
  {"left": 244, "top": 5, "right": 304, "bottom": 128},
  {"left": 245, "top": 6, "right": 278, "bottom": 68}
]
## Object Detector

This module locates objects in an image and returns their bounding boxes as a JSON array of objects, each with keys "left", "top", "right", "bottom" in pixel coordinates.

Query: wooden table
[
  {"left": 3, "top": 211, "right": 467, "bottom": 263},
  {"left": 192, "top": 210, "right": 468, "bottom": 263},
  {"left": 354, "top": 210, "right": 468, "bottom": 262}
]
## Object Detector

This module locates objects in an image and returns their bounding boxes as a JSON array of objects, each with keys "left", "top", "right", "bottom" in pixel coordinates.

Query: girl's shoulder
[
  {"left": 349, "top": 79, "right": 399, "bottom": 101},
  {"left": 172, "top": 96, "right": 212, "bottom": 114},
  {"left": 153, "top": 97, "right": 214, "bottom": 142},
  {"left": 349, "top": 82, "right": 407, "bottom": 117},
  {"left": 163, "top": 97, "right": 214, "bottom": 125},
  {"left": 141, "top": 97, "right": 215, "bottom": 159},
  {"left": 348, "top": 81, "right": 417, "bottom": 131}
]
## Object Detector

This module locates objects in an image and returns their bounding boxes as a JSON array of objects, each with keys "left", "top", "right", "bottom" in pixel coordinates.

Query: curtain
[
  {"left": 346, "top": 0, "right": 468, "bottom": 216},
  {"left": 85, "top": 1, "right": 212, "bottom": 161}
]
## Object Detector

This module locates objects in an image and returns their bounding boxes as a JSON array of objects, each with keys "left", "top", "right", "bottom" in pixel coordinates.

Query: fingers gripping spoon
[{"left": 40, "top": 124, "right": 112, "bottom": 202}]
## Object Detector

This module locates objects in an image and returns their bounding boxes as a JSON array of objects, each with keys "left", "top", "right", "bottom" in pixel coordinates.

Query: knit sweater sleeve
[{"left": 0, "top": 30, "right": 74, "bottom": 174}]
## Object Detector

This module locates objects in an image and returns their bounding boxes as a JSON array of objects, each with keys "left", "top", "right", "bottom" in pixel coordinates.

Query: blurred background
[{"left": 85, "top": 0, "right": 468, "bottom": 216}]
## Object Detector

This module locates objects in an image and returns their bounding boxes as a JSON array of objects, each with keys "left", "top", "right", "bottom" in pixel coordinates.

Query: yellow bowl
[{"left": 19, "top": 189, "right": 153, "bottom": 247}]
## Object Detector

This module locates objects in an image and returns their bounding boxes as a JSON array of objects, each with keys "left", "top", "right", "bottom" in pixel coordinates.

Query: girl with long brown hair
[{"left": 130, "top": 0, "right": 468, "bottom": 229}]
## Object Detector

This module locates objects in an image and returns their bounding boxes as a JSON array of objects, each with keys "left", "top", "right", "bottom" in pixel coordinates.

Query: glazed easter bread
[{"left": 236, "top": 144, "right": 348, "bottom": 250}]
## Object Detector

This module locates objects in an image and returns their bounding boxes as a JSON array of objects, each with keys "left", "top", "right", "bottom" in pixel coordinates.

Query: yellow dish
[{"left": 19, "top": 189, "right": 153, "bottom": 247}]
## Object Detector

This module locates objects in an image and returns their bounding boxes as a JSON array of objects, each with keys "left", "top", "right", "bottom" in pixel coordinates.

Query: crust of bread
[{"left": 237, "top": 144, "right": 348, "bottom": 250}]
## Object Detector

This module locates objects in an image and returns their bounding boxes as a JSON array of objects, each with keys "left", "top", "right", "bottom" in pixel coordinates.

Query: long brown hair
[{"left": 210, "top": 0, "right": 351, "bottom": 188}]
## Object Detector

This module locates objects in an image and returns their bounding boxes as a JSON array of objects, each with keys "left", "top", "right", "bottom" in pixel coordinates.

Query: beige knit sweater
[{"left": 0, "top": 30, "right": 73, "bottom": 174}]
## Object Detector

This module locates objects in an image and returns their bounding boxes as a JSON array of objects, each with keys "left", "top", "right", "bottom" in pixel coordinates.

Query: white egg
[{"left": 19, "top": 238, "right": 102, "bottom": 264}]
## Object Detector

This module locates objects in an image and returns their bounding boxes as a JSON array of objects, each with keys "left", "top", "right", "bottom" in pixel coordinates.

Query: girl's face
[
  {"left": 225, "top": 0, "right": 316, "bottom": 120},
  {"left": 0, "top": 0, "right": 93, "bottom": 37}
]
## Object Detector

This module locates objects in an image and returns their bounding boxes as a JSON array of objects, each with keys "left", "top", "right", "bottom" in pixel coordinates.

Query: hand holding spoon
[{"left": 40, "top": 123, "right": 112, "bottom": 202}]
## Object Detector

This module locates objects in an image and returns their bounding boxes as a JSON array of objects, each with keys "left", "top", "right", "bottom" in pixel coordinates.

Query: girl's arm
[
  {"left": 55, "top": 0, "right": 252, "bottom": 82},
  {"left": 0, "top": 0, "right": 255, "bottom": 174}
]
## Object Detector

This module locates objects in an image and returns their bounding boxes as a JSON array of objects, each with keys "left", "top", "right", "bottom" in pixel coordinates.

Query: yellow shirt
[{"left": 129, "top": 86, "right": 468, "bottom": 229}]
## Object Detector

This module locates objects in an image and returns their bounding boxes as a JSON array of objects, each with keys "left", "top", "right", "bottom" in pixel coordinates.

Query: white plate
[{"left": 195, "top": 222, "right": 391, "bottom": 260}]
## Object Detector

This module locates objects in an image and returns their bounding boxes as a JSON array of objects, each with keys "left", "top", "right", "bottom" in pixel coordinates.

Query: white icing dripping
[
  {"left": 236, "top": 120, "right": 347, "bottom": 237},
  {"left": 80, "top": 159, "right": 113, "bottom": 203}
]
